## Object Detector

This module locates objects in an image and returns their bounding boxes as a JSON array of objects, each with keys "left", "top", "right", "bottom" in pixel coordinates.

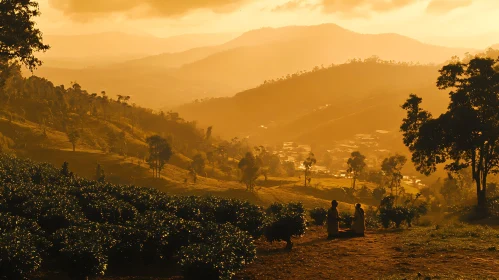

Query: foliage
[
  {"left": 146, "top": 135, "right": 173, "bottom": 178},
  {"left": 238, "top": 152, "right": 261, "bottom": 191},
  {"left": 264, "top": 202, "right": 307, "bottom": 250},
  {"left": 191, "top": 153, "right": 206, "bottom": 175},
  {"left": 381, "top": 155, "right": 407, "bottom": 198},
  {"left": 0, "top": 154, "right": 264, "bottom": 279},
  {"left": 303, "top": 152, "right": 316, "bottom": 187},
  {"left": 179, "top": 223, "right": 256, "bottom": 280},
  {"left": 346, "top": 151, "right": 366, "bottom": 189},
  {"left": 0, "top": 0, "right": 50, "bottom": 70},
  {"left": 66, "top": 128, "right": 80, "bottom": 152},
  {"left": 339, "top": 212, "right": 354, "bottom": 228},
  {"left": 0, "top": 230, "right": 43, "bottom": 280},
  {"left": 309, "top": 207, "right": 327, "bottom": 226},
  {"left": 378, "top": 195, "right": 428, "bottom": 228},
  {"left": 401, "top": 57, "right": 499, "bottom": 211}
]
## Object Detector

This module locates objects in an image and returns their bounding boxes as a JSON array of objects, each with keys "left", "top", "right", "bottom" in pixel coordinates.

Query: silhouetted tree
[
  {"left": 191, "top": 153, "right": 206, "bottom": 175},
  {"left": 95, "top": 164, "right": 105, "bottom": 182},
  {"left": 146, "top": 135, "right": 173, "bottom": 178},
  {"left": 401, "top": 57, "right": 499, "bottom": 213},
  {"left": 381, "top": 155, "right": 407, "bottom": 203},
  {"left": 238, "top": 152, "right": 261, "bottom": 191},
  {"left": 0, "top": 0, "right": 49, "bottom": 70},
  {"left": 347, "top": 151, "right": 366, "bottom": 189},
  {"left": 303, "top": 152, "right": 316, "bottom": 187},
  {"left": 66, "top": 128, "right": 80, "bottom": 152}
]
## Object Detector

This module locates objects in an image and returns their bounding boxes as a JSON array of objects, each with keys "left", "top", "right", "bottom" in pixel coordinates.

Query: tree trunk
[
  {"left": 285, "top": 238, "right": 293, "bottom": 250},
  {"left": 477, "top": 190, "right": 487, "bottom": 213},
  {"left": 352, "top": 175, "right": 356, "bottom": 190},
  {"left": 72, "top": 143, "right": 75, "bottom": 152},
  {"left": 304, "top": 171, "right": 307, "bottom": 187}
]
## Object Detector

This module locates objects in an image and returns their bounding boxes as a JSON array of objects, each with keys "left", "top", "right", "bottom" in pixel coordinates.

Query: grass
[{"left": 401, "top": 223, "right": 499, "bottom": 253}]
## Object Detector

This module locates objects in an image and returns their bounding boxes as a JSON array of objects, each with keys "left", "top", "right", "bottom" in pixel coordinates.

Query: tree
[
  {"left": 146, "top": 135, "right": 173, "bottom": 178},
  {"left": 238, "top": 152, "right": 261, "bottom": 191},
  {"left": 303, "top": 152, "right": 316, "bottom": 187},
  {"left": 95, "top": 164, "right": 105, "bottom": 183},
  {"left": 346, "top": 151, "right": 367, "bottom": 189},
  {"left": 284, "top": 162, "right": 295, "bottom": 177},
  {"left": 401, "top": 57, "right": 499, "bottom": 213},
  {"left": 0, "top": 0, "right": 50, "bottom": 70},
  {"left": 66, "top": 128, "right": 80, "bottom": 152},
  {"left": 205, "top": 126, "right": 213, "bottom": 140},
  {"left": 191, "top": 153, "right": 206, "bottom": 176},
  {"left": 381, "top": 155, "right": 407, "bottom": 202}
]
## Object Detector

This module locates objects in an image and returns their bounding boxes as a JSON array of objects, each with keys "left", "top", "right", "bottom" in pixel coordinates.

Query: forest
[{"left": 2, "top": 0, "right": 499, "bottom": 279}]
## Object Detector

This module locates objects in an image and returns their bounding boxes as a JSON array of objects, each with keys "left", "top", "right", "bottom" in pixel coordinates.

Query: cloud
[
  {"left": 426, "top": 0, "right": 473, "bottom": 14},
  {"left": 320, "top": 0, "right": 474, "bottom": 17},
  {"left": 271, "top": 0, "right": 316, "bottom": 12},
  {"left": 320, "top": 0, "right": 417, "bottom": 16},
  {"left": 48, "top": 0, "right": 250, "bottom": 20}
]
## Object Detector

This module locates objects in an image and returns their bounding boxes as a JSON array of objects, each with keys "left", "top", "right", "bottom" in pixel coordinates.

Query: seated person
[{"left": 351, "top": 203, "right": 365, "bottom": 236}]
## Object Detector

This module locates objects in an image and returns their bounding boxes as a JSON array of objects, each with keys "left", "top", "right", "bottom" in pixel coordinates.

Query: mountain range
[{"left": 31, "top": 23, "right": 474, "bottom": 109}]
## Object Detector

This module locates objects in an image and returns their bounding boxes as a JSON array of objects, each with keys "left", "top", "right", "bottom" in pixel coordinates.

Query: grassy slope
[{"left": 234, "top": 223, "right": 499, "bottom": 280}]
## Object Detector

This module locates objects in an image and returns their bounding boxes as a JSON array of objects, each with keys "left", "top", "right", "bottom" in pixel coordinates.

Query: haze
[{"left": 3, "top": 0, "right": 499, "bottom": 279}]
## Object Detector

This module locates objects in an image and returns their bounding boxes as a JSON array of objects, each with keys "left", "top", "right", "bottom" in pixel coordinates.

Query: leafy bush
[
  {"left": 378, "top": 196, "right": 428, "bottom": 228},
  {"left": 339, "top": 212, "right": 354, "bottom": 228},
  {"left": 0, "top": 230, "right": 42, "bottom": 280},
  {"left": 0, "top": 154, "right": 262, "bottom": 279},
  {"left": 179, "top": 223, "right": 256, "bottom": 280},
  {"left": 264, "top": 202, "right": 307, "bottom": 250},
  {"left": 309, "top": 207, "right": 327, "bottom": 226}
]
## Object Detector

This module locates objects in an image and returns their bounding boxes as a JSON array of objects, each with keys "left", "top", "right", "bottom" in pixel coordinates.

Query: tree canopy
[
  {"left": 347, "top": 151, "right": 366, "bottom": 189},
  {"left": 0, "top": 0, "right": 50, "bottom": 70},
  {"left": 401, "top": 56, "right": 499, "bottom": 211}
]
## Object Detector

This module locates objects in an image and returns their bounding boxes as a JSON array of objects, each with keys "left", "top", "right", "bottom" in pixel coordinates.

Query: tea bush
[
  {"left": 309, "top": 207, "right": 327, "bottom": 225},
  {"left": 264, "top": 202, "right": 307, "bottom": 250},
  {"left": 0, "top": 154, "right": 266, "bottom": 279}
]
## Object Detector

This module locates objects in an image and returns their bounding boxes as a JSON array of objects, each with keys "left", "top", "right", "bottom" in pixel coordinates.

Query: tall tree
[
  {"left": 347, "top": 151, "right": 367, "bottom": 189},
  {"left": 0, "top": 0, "right": 50, "bottom": 70},
  {"left": 303, "top": 152, "right": 317, "bottom": 187},
  {"left": 191, "top": 153, "right": 206, "bottom": 176},
  {"left": 401, "top": 57, "right": 499, "bottom": 212},
  {"left": 381, "top": 155, "right": 407, "bottom": 201},
  {"left": 66, "top": 128, "right": 80, "bottom": 152},
  {"left": 146, "top": 135, "right": 173, "bottom": 178}
]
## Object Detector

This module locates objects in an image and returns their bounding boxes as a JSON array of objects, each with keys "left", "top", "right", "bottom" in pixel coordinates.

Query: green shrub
[
  {"left": 0, "top": 230, "right": 43, "bottom": 280},
  {"left": 339, "top": 212, "right": 354, "bottom": 228},
  {"left": 264, "top": 202, "right": 307, "bottom": 250},
  {"left": 180, "top": 223, "right": 256, "bottom": 280},
  {"left": 309, "top": 207, "right": 327, "bottom": 226},
  {"left": 0, "top": 154, "right": 262, "bottom": 279}
]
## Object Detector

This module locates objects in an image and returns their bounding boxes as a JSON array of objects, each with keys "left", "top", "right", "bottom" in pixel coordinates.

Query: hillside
[
  {"left": 176, "top": 60, "right": 448, "bottom": 142},
  {"left": 38, "top": 32, "right": 238, "bottom": 68},
  {"left": 31, "top": 24, "right": 471, "bottom": 108}
]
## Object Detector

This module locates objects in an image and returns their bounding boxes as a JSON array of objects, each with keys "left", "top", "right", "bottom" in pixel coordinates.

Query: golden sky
[{"left": 37, "top": 0, "right": 499, "bottom": 48}]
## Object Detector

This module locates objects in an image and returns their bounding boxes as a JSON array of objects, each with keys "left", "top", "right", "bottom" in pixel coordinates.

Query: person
[
  {"left": 351, "top": 203, "right": 365, "bottom": 236},
  {"left": 327, "top": 200, "right": 340, "bottom": 239}
]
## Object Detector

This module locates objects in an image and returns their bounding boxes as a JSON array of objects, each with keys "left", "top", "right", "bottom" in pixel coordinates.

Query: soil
[{"left": 234, "top": 226, "right": 499, "bottom": 280}]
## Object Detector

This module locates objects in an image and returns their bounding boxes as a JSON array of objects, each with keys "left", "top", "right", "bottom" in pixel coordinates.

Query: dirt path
[{"left": 235, "top": 227, "right": 499, "bottom": 280}]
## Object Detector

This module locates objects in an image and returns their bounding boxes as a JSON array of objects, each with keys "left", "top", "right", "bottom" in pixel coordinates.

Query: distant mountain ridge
[{"left": 32, "top": 23, "right": 473, "bottom": 108}]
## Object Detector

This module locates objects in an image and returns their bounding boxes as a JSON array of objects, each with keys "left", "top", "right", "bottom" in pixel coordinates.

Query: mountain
[
  {"left": 31, "top": 24, "right": 471, "bottom": 109},
  {"left": 175, "top": 60, "right": 449, "bottom": 146},
  {"left": 38, "top": 32, "right": 239, "bottom": 68}
]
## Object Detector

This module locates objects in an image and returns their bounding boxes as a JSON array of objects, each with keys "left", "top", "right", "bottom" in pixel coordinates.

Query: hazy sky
[{"left": 37, "top": 0, "right": 499, "bottom": 48}]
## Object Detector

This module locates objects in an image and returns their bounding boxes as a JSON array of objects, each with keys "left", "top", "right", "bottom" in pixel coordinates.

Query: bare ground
[{"left": 234, "top": 226, "right": 499, "bottom": 280}]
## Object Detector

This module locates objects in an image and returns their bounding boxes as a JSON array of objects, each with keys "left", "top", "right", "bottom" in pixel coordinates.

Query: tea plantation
[{"left": 0, "top": 154, "right": 307, "bottom": 279}]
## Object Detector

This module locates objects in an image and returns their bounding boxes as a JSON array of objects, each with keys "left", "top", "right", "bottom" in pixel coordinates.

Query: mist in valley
[{"left": 2, "top": 0, "right": 499, "bottom": 279}]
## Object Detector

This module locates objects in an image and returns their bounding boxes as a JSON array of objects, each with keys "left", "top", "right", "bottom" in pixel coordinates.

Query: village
[{"left": 273, "top": 130, "right": 427, "bottom": 189}]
